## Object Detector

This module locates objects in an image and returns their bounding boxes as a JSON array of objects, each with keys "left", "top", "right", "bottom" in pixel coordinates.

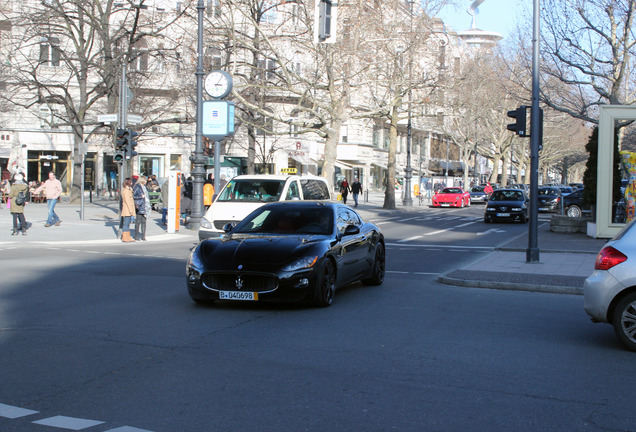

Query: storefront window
[{"left": 140, "top": 155, "right": 165, "bottom": 178}]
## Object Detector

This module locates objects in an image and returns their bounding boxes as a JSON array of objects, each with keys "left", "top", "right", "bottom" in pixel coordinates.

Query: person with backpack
[{"left": 8, "top": 173, "right": 29, "bottom": 235}]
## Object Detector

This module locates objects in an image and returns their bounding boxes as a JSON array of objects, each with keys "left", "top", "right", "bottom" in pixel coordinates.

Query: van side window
[
  {"left": 301, "top": 179, "right": 330, "bottom": 200},
  {"left": 285, "top": 181, "right": 300, "bottom": 200}
]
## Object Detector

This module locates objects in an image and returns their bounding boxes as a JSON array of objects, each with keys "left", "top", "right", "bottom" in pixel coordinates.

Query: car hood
[{"left": 198, "top": 235, "right": 325, "bottom": 270}]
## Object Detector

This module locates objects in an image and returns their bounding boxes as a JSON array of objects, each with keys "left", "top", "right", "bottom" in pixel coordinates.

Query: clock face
[{"left": 204, "top": 71, "right": 232, "bottom": 99}]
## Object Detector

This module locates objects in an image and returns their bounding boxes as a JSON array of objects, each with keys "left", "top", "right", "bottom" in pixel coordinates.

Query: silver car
[{"left": 584, "top": 219, "right": 636, "bottom": 351}]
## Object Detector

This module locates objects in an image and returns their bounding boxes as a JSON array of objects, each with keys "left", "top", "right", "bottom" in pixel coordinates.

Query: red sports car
[{"left": 432, "top": 187, "right": 471, "bottom": 208}]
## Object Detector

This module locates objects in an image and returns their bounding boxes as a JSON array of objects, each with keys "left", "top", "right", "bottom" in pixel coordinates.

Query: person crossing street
[{"left": 34, "top": 171, "right": 63, "bottom": 227}]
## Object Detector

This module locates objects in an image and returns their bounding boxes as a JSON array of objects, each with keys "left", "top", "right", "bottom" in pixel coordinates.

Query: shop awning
[{"left": 290, "top": 154, "right": 317, "bottom": 165}]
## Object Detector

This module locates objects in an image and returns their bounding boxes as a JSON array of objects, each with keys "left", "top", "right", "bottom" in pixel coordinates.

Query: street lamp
[
  {"left": 402, "top": 0, "right": 415, "bottom": 207},
  {"left": 189, "top": 0, "right": 207, "bottom": 228}
]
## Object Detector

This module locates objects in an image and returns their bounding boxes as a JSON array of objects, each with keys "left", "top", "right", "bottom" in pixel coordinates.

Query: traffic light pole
[{"left": 527, "top": 0, "right": 541, "bottom": 263}]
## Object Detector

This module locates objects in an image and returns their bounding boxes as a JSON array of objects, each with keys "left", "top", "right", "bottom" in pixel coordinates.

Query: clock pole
[{"left": 190, "top": 0, "right": 207, "bottom": 228}]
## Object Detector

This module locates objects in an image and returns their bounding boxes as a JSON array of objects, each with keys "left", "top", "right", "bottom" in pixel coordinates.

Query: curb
[{"left": 437, "top": 274, "right": 583, "bottom": 296}]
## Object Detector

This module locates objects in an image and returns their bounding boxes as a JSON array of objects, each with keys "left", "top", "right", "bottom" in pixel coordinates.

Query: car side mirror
[
  {"left": 343, "top": 225, "right": 360, "bottom": 236},
  {"left": 223, "top": 222, "right": 234, "bottom": 233}
]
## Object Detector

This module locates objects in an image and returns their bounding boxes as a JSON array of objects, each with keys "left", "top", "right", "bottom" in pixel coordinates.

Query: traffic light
[
  {"left": 115, "top": 128, "right": 127, "bottom": 150},
  {"left": 114, "top": 128, "right": 127, "bottom": 163},
  {"left": 125, "top": 128, "right": 138, "bottom": 159},
  {"left": 506, "top": 106, "right": 528, "bottom": 137}
]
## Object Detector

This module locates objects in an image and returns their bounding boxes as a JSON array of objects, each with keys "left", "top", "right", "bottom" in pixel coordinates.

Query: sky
[{"left": 436, "top": 0, "right": 526, "bottom": 40}]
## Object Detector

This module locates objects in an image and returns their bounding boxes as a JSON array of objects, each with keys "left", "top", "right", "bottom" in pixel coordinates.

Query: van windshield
[{"left": 217, "top": 179, "right": 286, "bottom": 202}]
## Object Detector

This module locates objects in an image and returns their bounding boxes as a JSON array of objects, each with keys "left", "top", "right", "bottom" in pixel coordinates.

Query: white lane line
[
  {"left": 0, "top": 403, "right": 38, "bottom": 419},
  {"left": 455, "top": 221, "right": 479, "bottom": 228},
  {"left": 32, "top": 415, "right": 105, "bottom": 429},
  {"left": 386, "top": 243, "right": 494, "bottom": 250},
  {"left": 399, "top": 217, "right": 421, "bottom": 222},
  {"left": 398, "top": 235, "right": 424, "bottom": 243},
  {"left": 424, "top": 228, "right": 452, "bottom": 236}
]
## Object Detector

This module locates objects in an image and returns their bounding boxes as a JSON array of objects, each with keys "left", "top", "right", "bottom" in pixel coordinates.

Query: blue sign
[{"left": 202, "top": 101, "right": 235, "bottom": 141}]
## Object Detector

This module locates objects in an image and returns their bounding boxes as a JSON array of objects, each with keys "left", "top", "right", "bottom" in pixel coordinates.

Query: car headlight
[
  {"left": 512, "top": 207, "right": 522, "bottom": 211},
  {"left": 486, "top": 207, "right": 495, "bottom": 211},
  {"left": 200, "top": 218, "right": 213, "bottom": 229},
  {"left": 186, "top": 250, "right": 204, "bottom": 280},
  {"left": 283, "top": 256, "right": 319, "bottom": 271}
]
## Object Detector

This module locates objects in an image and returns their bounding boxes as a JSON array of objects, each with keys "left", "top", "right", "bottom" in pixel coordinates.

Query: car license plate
[
  {"left": 219, "top": 291, "right": 258, "bottom": 301},
  {"left": 539, "top": 207, "right": 549, "bottom": 211},
  {"left": 496, "top": 212, "right": 510, "bottom": 217},
  {"left": 441, "top": 204, "right": 450, "bottom": 207}
]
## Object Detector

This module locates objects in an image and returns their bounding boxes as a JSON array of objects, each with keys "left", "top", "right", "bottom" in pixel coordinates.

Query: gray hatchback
[{"left": 584, "top": 219, "right": 636, "bottom": 351}]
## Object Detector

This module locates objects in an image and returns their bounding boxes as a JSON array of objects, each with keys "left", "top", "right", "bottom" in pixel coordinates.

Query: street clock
[{"left": 204, "top": 70, "right": 233, "bottom": 99}]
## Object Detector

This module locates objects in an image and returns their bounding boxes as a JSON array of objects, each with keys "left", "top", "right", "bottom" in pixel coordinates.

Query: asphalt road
[{"left": 0, "top": 208, "right": 633, "bottom": 432}]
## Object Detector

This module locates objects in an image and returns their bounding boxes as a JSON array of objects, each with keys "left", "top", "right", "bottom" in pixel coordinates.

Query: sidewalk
[{"left": 0, "top": 196, "right": 196, "bottom": 245}]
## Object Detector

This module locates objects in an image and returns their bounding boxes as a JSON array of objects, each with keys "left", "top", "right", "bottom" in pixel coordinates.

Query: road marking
[
  {"left": 386, "top": 242, "right": 494, "bottom": 250},
  {"left": 477, "top": 228, "right": 506, "bottom": 236},
  {"left": 32, "top": 415, "right": 105, "bottom": 429},
  {"left": 398, "top": 235, "right": 424, "bottom": 243},
  {"left": 0, "top": 403, "right": 38, "bottom": 419},
  {"left": 424, "top": 228, "right": 452, "bottom": 236},
  {"left": 455, "top": 221, "right": 479, "bottom": 228}
]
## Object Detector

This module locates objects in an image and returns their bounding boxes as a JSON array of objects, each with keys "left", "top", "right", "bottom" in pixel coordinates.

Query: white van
[{"left": 198, "top": 174, "right": 332, "bottom": 240}]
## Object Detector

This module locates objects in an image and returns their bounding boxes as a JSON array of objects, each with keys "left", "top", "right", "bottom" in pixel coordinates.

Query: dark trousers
[
  {"left": 134, "top": 213, "right": 147, "bottom": 240},
  {"left": 12, "top": 213, "right": 26, "bottom": 232}
]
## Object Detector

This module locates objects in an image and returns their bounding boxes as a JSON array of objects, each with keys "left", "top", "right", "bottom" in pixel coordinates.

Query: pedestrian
[
  {"left": 34, "top": 171, "right": 63, "bottom": 227},
  {"left": 484, "top": 182, "right": 493, "bottom": 196},
  {"left": 351, "top": 177, "right": 362, "bottom": 207},
  {"left": 340, "top": 178, "right": 351, "bottom": 205},
  {"left": 120, "top": 178, "right": 136, "bottom": 242},
  {"left": 133, "top": 176, "right": 150, "bottom": 241},
  {"left": 9, "top": 173, "right": 29, "bottom": 235},
  {"left": 425, "top": 180, "right": 432, "bottom": 198}
]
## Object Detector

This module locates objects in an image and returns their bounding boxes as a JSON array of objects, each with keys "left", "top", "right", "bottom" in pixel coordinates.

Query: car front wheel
[
  {"left": 314, "top": 259, "right": 336, "bottom": 307},
  {"left": 613, "top": 292, "right": 636, "bottom": 352},
  {"left": 566, "top": 205, "right": 582, "bottom": 218}
]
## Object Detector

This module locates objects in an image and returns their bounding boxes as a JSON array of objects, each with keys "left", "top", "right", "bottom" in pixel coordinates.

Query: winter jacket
[{"left": 9, "top": 183, "right": 29, "bottom": 213}]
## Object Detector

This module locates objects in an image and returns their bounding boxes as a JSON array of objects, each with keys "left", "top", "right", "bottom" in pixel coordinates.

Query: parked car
[
  {"left": 484, "top": 188, "right": 528, "bottom": 223},
  {"left": 187, "top": 201, "right": 385, "bottom": 307},
  {"left": 469, "top": 186, "right": 488, "bottom": 204},
  {"left": 198, "top": 174, "right": 331, "bottom": 240},
  {"left": 432, "top": 187, "right": 471, "bottom": 208},
  {"left": 569, "top": 183, "right": 584, "bottom": 190},
  {"left": 537, "top": 186, "right": 563, "bottom": 213},
  {"left": 563, "top": 188, "right": 586, "bottom": 218},
  {"left": 584, "top": 219, "right": 636, "bottom": 351},
  {"left": 558, "top": 186, "right": 575, "bottom": 196}
]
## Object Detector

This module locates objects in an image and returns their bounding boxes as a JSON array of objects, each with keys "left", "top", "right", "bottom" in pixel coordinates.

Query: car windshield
[
  {"left": 442, "top": 188, "right": 462, "bottom": 194},
  {"left": 217, "top": 179, "right": 286, "bottom": 202},
  {"left": 490, "top": 190, "right": 524, "bottom": 201},
  {"left": 471, "top": 186, "right": 485, "bottom": 192},
  {"left": 538, "top": 187, "right": 559, "bottom": 196},
  {"left": 233, "top": 206, "right": 334, "bottom": 235}
]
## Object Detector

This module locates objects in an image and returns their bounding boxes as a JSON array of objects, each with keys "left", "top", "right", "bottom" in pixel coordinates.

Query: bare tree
[
  {"left": 2, "top": 0, "right": 190, "bottom": 202},
  {"left": 523, "top": 0, "right": 636, "bottom": 123}
]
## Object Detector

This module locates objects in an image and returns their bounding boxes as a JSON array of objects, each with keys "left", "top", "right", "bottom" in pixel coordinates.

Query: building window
[
  {"left": 205, "top": 47, "right": 223, "bottom": 70},
  {"left": 40, "top": 36, "right": 60, "bottom": 67},
  {"left": 257, "top": 58, "right": 277, "bottom": 81},
  {"left": 131, "top": 40, "right": 148, "bottom": 72}
]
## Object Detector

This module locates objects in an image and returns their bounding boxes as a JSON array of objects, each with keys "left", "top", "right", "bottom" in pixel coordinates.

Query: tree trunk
[{"left": 383, "top": 106, "right": 399, "bottom": 209}]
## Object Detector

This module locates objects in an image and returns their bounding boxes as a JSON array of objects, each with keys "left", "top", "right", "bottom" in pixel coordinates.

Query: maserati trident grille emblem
[
  {"left": 236, "top": 275, "right": 244, "bottom": 290},
  {"left": 501, "top": 206, "right": 508, "bottom": 211}
]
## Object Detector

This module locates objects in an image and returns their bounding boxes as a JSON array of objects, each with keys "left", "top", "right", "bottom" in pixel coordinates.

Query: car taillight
[{"left": 595, "top": 246, "right": 628, "bottom": 270}]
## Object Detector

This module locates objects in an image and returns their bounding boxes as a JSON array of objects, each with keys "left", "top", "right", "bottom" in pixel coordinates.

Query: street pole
[
  {"left": 402, "top": 0, "right": 414, "bottom": 207},
  {"left": 527, "top": 0, "right": 541, "bottom": 263},
  {"left": 190, "top": 0, "right": 207, "bottom": 228}
]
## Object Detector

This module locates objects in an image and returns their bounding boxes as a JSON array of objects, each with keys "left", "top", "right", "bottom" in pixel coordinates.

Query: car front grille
[
  {"left": 202, "top": 272, "right": 279, "bottom": 293},
  {"left": 213, "top": 220, "right": 235, "bottom": 230}
]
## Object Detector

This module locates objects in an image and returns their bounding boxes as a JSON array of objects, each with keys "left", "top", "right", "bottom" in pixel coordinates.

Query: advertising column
[{"left": 167, "top": 171, "right": 181, "bottom": 233}]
